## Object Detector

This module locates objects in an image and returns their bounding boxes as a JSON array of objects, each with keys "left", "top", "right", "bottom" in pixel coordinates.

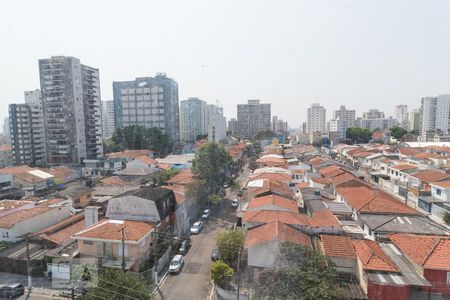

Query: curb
[{"left": 150, "top": 270, "right": 169, "bottom": 296}]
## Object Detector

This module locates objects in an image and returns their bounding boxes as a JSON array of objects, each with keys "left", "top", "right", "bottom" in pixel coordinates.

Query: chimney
[{"left": 84, "top": 206, "right": 100, "bottom": 228}]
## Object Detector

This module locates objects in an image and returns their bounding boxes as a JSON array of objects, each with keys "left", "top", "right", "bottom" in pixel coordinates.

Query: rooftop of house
[
  {"left": 430, "top": 180, "right": 450, "bottom": 189},
  {"left": 310, "top": 177, "right": 330, "bottom": 185},
  {"left": 249, "top": 172, "right": 292, "bottom": 182},
  {"left": 244, "top": 221, "right": 311, "bottom": 248},
  {"left": 156, "top": 154, "right": 195, "bottom": 165},
  {"left": 134, "top": 155, "right": 157, "bottom": 166},
  {"left": 295, "top": 182, "right": 310, "bottom": 190},
  {"left": 253, "top": 167, "right": 290, "bottom": 174},
  {"left": 0, "top": 200, "right": 33, "bottom": 212},
  {"left": 162, "top": 185, "right": 186, "bottom": 205},
  {"left": 320, "top": 235, "right": 356, "bottom": 258},
  {"left": 390, "top": 164, "right": 419, "bottom": 171},
  {"left": 309, "top": 210, "right": 341, "bottom": 228},
  {"left": 166, "top": 169, "right": 193, "bottom": 185},
  {"left": 114, "top": 167, "right": 159, "bottom": 176},
  {"left": 101, "top": 176, "right": 131, "bottom": 187},
  {"left": 360, "top": 214, "right": 449, "bottom": 236},
  {"left": 398, "top": 147, "right": 425, "bottom": 156},
  {"left": 390, "top": 233, "right": 450, "bottom": 270},
  {"left": 247, "top": 194, "right": 298, "bottom": 213},
  {"left": 410, "top": 169, "right": 450, "bottom": 184},
  {"left": 351, "top": 239, "right": 400, "bottom": 273},
  {"left": 59, "top": 185, "right": 93, "bottom": 198},
  {"left": 336, "top": 184, "right": 419, "bottom": 215},
  {"left": 0, "top": 166, "right": 37, "bottom": 175},
  {"left": 93, "top": 186, "right": 139, "bottom": 196},
  {"left": 329, "top": 172, "right": 358, "bottom": 186},
  {"left": 35, "top": 214, "right": 85, "bottom": 246},
  {"left": 107, "top": 149, "right": 153, "bottom": 159},
  {"left": 243, "top": 210, "right": 310, "bottom": 226},
  {"left": 0, "top": 207, "right": 51, "bottom": 229},
  {"left": 73, "top": 219, "right": 155, "bottom": 242}
]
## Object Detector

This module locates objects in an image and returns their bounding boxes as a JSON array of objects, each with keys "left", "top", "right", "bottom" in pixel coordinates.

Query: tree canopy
[
  {"left": 211, "top": 260, "right": 234, "bottom": 287},
  {"left": 257, "top": 242, "right": 345, "bottom": 300},
  {"left": 390, "top": 126, "right": 408, "bottom": 140},
  {"left": 254, "top": 129, "right": 277, "bottom": 141},
  {"left": 346, "top": 127, "right": 372, "bottom": 144},
  {"left": 192, "top": 142, "right": 232, "bottom": 191},
  {"left": 83, "top": 269, "right": 150, "bottom": 300},
  {"left": 216, "top": 229, "right": 244, "bottom": 267},
  {"left": 106, "top": 125, "right": 172, "bottom": 156}
]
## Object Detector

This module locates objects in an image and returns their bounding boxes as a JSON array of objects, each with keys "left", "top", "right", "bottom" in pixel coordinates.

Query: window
[
  {"left": 437, "top": 189, "right": 442, "bottom": 196},
  {"left": 83, "top": 240, "right": 94, "bottom": 245},
  {"left": 2, "top": 232, "right": 9, "bottom": 238}
]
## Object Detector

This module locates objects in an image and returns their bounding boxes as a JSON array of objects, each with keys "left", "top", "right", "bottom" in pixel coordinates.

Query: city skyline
[{"left": 2, "top": 1, "right": 450, "bottom": 127}]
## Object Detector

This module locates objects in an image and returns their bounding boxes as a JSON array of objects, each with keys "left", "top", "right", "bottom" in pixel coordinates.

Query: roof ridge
[{"left": 421, "top": 237, "right": 443, "bottom": 266}]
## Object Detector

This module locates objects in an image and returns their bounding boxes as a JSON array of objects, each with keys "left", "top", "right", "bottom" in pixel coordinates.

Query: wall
[
  {"left": 431, "top": 186, "right": 450, "bottom": 202},
  {"left": 367, "top": 280, "right": 410, "bottom": 300},
  {"left": 247, "top": 240, "right": 279, "bottom": 269},
  {"left": 424, "top": 268, "right": 450, "bottom": 295},
  {"left": 329, "top": 256, "right": 357, "bottom": 275}
]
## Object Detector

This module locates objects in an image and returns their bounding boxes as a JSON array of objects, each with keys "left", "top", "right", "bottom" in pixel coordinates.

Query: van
[{"left": 0, "top": 283, "right": 25, "bottom": 298}]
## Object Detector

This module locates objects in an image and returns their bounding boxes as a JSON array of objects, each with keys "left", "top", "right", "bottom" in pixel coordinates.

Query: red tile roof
[
  {"left": 252, "top": 179, "right": 295, "bottom": 199},
  {"left": 243, "top": 210, "right": 309, "bottom": 226},
  {"left": 295, "top": 182, "right": 309, "bottom": 190},
  {"left": 311, "top": 177, "right": 330, "bottom": 185},
  {"left": 134, "top": 155, "right": 157, "bottom": 165},
  {"left": 248, "top": 194, "right": 298, "bottom": 213},
  {"left": 309, "top": 157, "right": 326, "bottom": 166},
  {"left": 107, "top": 150, "right": 153, "bottom": 159},
  {"left": 244, "top": 221, "right": 311, "bottom": 248},
  {"left": 398, "top": 147, "right": 424, "bottom": 156},
  {"left": 411, "top": 169, "right": 450, "bottom": 184},
  {"left": 166, "top": 169, "right": 193, "bottom": 185},
  {"left": 250, "top": 173, "right": 292, "bottom": 183},
  {"left": 309, "top": 210, "right": 341, "bottom": 227},
  {"left": 330, "top": 172, "right": 358, "bottom": 186},
  {"left": 74, "top": 219, "right": 155, "bottom": 242},
  {"left": 390, "top": 234, "right": 450, "bottom": 270},
  {"left": 0, "top": 207, "right": 51, "bottom": 228},
  {"left": 101, "top": 176, "right": 129, "bottom": 187},
  {"left": 390, "top": 164, "right": 419, "bottom": 171},
  {"left": 256, "top": 156, "right": 286, "bottom": 166},
  {"left": 351, "top": 239, "right": 399, "bottom": 272},
  {"left": 336, "top": 185, "right": 419, "bottom": 215},
  {"left": 319, "top": 165, "right": 340, "bottom": 176},
  {"left": 0, "top": 166, "right": 37, "bottom": 175},
  {"left": 157, "top": 163, "right": 171, "bottom": 170},
  {"left": 36, "top": 214, "right": 85, "bottom": 245},
  {"left": 430, "top": 180, "right": 450, "bottom": 189},
  {"left": 320, "top": 235, "right": 356, "bottom": 258}
]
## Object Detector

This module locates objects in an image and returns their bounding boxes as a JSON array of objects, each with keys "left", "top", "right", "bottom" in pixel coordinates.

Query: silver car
[
  {"left": 190, "top": 221, "right": 204, "bottom": 234},
  {"left": 169, "top": 255, "right": 184, "bottom": 274}
]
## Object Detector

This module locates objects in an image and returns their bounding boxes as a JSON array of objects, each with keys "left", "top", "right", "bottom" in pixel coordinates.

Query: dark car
[
  {"left": 179, "top": 238, "right": 191, "bottom": 255},
  {"left": 0, "top": 284, "right": 25, "bottom": 298},
  {"left": 211, "top": 247, "right": 220, "bottom": 261},
  {"left": 237, "top": 190, "right": 243, "bottom": 197}
]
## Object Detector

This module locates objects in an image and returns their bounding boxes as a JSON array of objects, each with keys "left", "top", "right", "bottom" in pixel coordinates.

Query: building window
[
  {"left": 437, "top": 189, "right": 442, "bottom": 196},
  {"left": 83, "top": 240, "right": 94, "bottom": 245},
  {"left": 2, "top": 232, "right": 8, "bottom": 238}
]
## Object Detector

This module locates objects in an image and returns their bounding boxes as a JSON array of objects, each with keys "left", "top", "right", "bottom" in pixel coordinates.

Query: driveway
[{"left": 154, "top": 218, "right": 232, "bottom": 300}]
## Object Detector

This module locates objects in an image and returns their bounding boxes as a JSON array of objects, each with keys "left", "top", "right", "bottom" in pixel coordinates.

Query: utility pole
[
  {"left": 236, "top": 246, "right": 242, "bottom": 300},
  {"left": 118, "top": 226, "right": 127, "bottom": 273},
  {"left": 25, "top": 233, "right": 32, "bottom": 292}
]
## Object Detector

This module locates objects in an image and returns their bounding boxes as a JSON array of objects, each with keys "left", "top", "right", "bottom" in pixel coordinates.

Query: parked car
[
  {"left": 211, "top": 247, "right": 220, "bottom": 261},
  {"left": 0, "top": 283, "right": 25, "bottom": 298},
  {"left": 237, "top": 190, "right": 243, "bottom": 197},
  {"left": 223, "top": 182, "right": 230, "bottom": 188},
  {"left": 190, "top": 221, "right": 204, "bottom": 234},
  {"left": 179, "top": 238, "right": 191, "bottom": 255},
  {"left": 202, "top": 209, "right": 211, "bottom": 220},
  {"left": 231, "top": 199, "right": 239, "bottom": 208},
  {"left": 169, "top": 255, "right": 184, "bottom": 274}
]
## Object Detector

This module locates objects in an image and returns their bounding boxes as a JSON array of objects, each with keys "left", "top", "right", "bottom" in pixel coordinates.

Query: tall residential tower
[
  {"left": 306, "top": 103, "right": 326, "bottom": 133},
  {"left": 237, "top": 100, "right": 271, "bottom": 139}
]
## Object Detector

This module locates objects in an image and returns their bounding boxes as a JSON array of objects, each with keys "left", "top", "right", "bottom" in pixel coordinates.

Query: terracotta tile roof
[
  {"left": 413, "top": 152, "right": 440, "bottom": 161},
  {"left": 0, "top": 207, "right": 51, "bottom": 228},
  {"left": 351, "top": 239, "right": 400, "bottom": 272},
  {"left": 248, "top": 194, "right": 298, "bottom": 213},
  {"left": 346, "top": 148, "right": 366, "bottom": 156},
  {"left": 319, "top": 165, "right": 340, "bottom": 176},
  {"left": 107, "top": 150, "right": 153, "bottom": 159},
  {"left": 353, "top": 151, "right": 375, "bottom": 158},
  {"left": 309, "top": 157, "right": 326, "bottom": 166},
  {"left": 256, "top": 156, "right": 286, "bottom": 166},
  {"left": 0, "top": 166, "right": 37, "bottom": 175},
  {"left": 243, "top": 210, "right": 310, "bottom": 226},
  {"left": 372, "top": 131, "right": 385, "bottom": 141},
  {"left": 166, "top": 169, "right": 193, "bottom": 185},
  {"left": 250, "top": 173, "right": 292, "bottom": 182},
  {"left": 244, "top": 221, "right": 311, "bottom": 248},
  {"left": 330, "top": 172, "right": 357, "bottom": 186},
  {"left": 335, "top": 185, "right": 419, "bottom": 215},
  {"left": 251, "top": 179, "right": 295, "bottom": 199},
  {"left": 101, "top": 176, "right": 129, "bottom": 187},
  {"left": 411, "top": 169, "right": 450, "bottom": 184},
  {"left": 73, "top": 219, "right": 155, "bottom": 242},
  {"left": 390, "top": 164, "right": 419, "bottom": 171},
  {"left": 14, "top": 171, "right": 49, "bottom": 183},
  {"left": 430, "top": 180, "right": 450, "bottom": 189},
  {"left": 310, "top": 210, "right": 341, "bottom": 227},
  {"left": 295, "top": 182, "right": 309, "bottom": 189},
  {"left": 157, "top": 163, "right": 171, "bottom": 170},
  {"left": 320, "top": 235, "right": 356, "bottom": 258},
  {"left": 290, "top": 169, "right": 305, "bottom": 174},
  {"left": 36, "top": 214, "right": 85, "bottom": 245},
  {"left": 134, "top": 155, "right": 157, "bottom": 165},
  {"left": 390, "top": 234, "right": 450, "bottom": 270},
  {"left": 426, "top": 145, "right": 450, "bottom": 153},
  {"left": 49, "top": 166, "right": 74, "bottom": 177},
  {"left": 311, "top": 177, "right": 330, "bottom": 185},
  {"left": 398, "top": 147, "right": 424, "bottom": 156}
]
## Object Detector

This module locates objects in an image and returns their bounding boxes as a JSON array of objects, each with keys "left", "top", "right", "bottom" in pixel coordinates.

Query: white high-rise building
[
  {"left": 328, "top": 117, "right": 346, "bottom": 145},
  {"left": 228, "top": 118, "right": 238, "bottom": 135},
  {"left": 179, "top": 98, "right": 207, "bottom": 143},
  {"left": 419, "top": 95, "right": 450, "bottom": 140},
  {"left": 363, "top": 109, "right": 385, "bottom": 119},
  {"left": 9, "top": 90, "right": 46, "bottom": 166},
  {"left": 206, "top": 104, "right": 226, "bottom": 143},
  {"left": 408, "top": 109, "right": 420, "bottom": 132},
  {"left": 333, "top": 105, "right": 356, "bottom": 128},
  {"left": 39, "top": 56, "right": 103, "bottom": 164},
  {"left": 272, "top": 116, "right": 288, "bottom": 133},
  {"left": 102, "top": 100, "right": 115, "bottom": 140},
  {"left": 307, "top": 103, "right": 326, "bottom": 133},
  {"left": 395, "top": 105, "right": 408, "bottom": 129}
]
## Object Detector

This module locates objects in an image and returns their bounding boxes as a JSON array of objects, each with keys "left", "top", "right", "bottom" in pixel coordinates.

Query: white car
[
  {"left": 190, "top": 221, "right": 204, "bottom": 234},
  {"left": 231, "top": 199, "right": 239, "bottom": 208},
  {"left": 202, "top": 209, "right": 211, "bottom": 220},
  {"left": 169, "top": 255, "right": 184, "bottom": 274}
]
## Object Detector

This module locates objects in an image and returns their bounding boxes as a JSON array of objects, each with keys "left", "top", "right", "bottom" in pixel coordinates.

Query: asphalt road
[{"left": 154, "top": 217, "right": 232, "bottom": 300}]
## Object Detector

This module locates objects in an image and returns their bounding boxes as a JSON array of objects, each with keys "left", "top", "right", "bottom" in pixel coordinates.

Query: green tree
[
  {"left": 185, "top": 179, "right": 209, "bottom": 205},
  {"left": 192, "top": 142, "right": 232, "bottom": 191},
  {"left": 229, "top": 180, "right": 240, "bottom": 193},
  {"left": 254, "top": 129, "right": 277, "bottom": 140},
  {"left": 211, "top": 260, "right": 234, "bottom": 287},
  {"left": 110, "top": 125, "right": 172, "bottom": 156},
  {"left": 444, "top": 212, "right": 450, "bottom": 225},
  {"left": 140, "top": 168, "right": 180, "bottom": 185},
  {"left": 409, "top": 129, "right": 420, "bottom": 136},
  {"left": 390, "top": 126, "right": 408, "bottom": 140},
  {"left": 83, "top": 269, "right": 150, "bottom": 300},
  {"left": 208, "top": 194, "right": 223, "bottom": 205},
  {"left": 257, "top": 242, "right": 345, "bottom": 300},
  {"left": 346, "top": 127, "right": 372, "bottom": 144},
  {"left": 216, "top": 229, "right": 244, "bottom": 266}
]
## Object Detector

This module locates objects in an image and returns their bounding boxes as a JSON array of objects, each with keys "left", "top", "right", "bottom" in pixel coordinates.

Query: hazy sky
[{"left": 1, "top": 0, "right": 450, "bottom": 128}]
